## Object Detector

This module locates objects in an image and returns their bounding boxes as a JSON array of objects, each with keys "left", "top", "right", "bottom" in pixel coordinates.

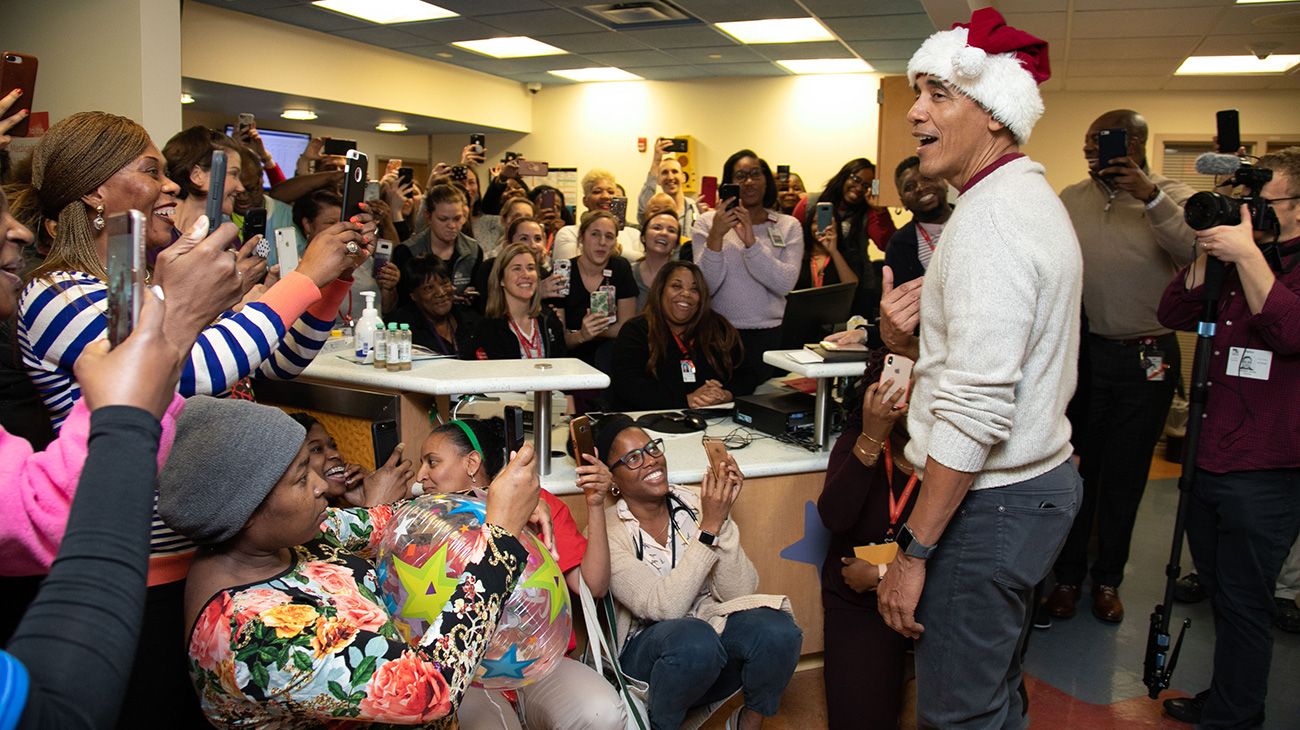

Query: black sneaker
[
  {"left": 1032, "top": 600, "right": 1052, "bottom": 630},
  {"left": 1163, "top": 689, "right": 1209, "bottom": 724},
  {"left": 1276, "top": 597, "right": 1300, "bottom": 634},
  {"left": 1174, "top": 573, "right": 1207, "bottom": 604}
]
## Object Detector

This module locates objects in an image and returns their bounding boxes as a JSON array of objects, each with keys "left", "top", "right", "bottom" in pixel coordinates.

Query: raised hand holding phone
[
  {"left": 204, "top": 149, "right": 228, "bottom": 237},
  {"left": 74, "top": 287, "right": 184, "bottom": 419}
]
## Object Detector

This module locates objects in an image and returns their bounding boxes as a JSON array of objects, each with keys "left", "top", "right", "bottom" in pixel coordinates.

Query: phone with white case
[{"left": 274, "top": 227, "right": 299, "bottom": 273}]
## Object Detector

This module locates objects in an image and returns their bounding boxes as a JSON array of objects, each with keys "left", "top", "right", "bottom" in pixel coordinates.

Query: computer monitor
[
  {"left": 223, "top": 125, "right": 311, "bottom": 189},
  {"left": 778, "top": 281, "right": 856, "bottom": 350}
]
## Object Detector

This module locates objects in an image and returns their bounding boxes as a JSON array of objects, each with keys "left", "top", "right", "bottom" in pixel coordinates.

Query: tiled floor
[{"left": 699, "top": 455, "right": 1300, "bottom": 729}]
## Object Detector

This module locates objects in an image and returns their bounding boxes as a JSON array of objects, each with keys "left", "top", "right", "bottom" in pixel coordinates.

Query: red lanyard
[
  {"left": 810, "top": 255, "right": 829, "bottom": 288},
  {"left": 671, "top": 331, "right": 693, "bottom": 358},
  {"left": 509, "top": 317, "right": 544, "bottom": 359},
  {"left": 917, "top": 224, "right": 937, "bottom": 252},
  {"left": 882, "top": 440, "right": 919, "bottom": 535}
]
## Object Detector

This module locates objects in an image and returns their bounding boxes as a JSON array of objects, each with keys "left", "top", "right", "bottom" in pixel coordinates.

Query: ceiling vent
[{"left": 581, "top": 2, "right": 695, "bottom": 28}]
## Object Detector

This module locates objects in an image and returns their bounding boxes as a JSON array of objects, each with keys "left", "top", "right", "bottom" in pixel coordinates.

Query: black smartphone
[
  {"left": 340, "top": 150, "right": 368, "bottom": 222},
  {"left": 105, "top": 210, "right": 146, "bottom": 347},
  {"left": 470, "top": 133, "right": 486, "bottom": 151},
  {"left": 0, "top": 52, "right": 37, "bottom": 138},
  {"left": 236, "top": 112, "right": 254, "bottom": 141},
  {"left": 719, "top": 183, "right": 740, "bottom": 211},
  {"left": 502, "top": 151, "right": 521, "bottom": 164},
  {"left": 397, "top": 166, "right": 414, "bottom": 191},
  {"left": 205, "top": 149, "right": 227, "bottom": 237},
  {"left": 777, "top": 164, "right": 790, "bottom": 187},
  {"left": 1097, "top": 127, "right": 1127, "bottom": 173},
  {"left": 665, "top": 137, "right": 688, "bottom": 153},
  {"left": 322, "top": 138, "right": 357, "bottom": 156},
  {"left": 371, "top": 419, "right": 399, "bottom": 467},
  {"left": 1216, "top": 109, "right": 1240, "bottom": 154},
  {"left": 242, "top": 207, "right": 266, "bottom": 244},
  {"left": 609, "top": 196, "right": 628, "bottom": 222},
  {"left": 537, "top": 188, "right": 557, "bottom": 211},
  {"left": 503, "top": 405, "right": 525, "bottom": 459}
]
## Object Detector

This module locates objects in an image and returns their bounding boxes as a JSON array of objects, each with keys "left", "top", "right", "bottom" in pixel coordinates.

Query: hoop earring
[
  {"left": 610, "top": 485, "right": 621, "bottom": 499},
  {"left": 92, "top": 205, "right": 106, "bottom": 232}
]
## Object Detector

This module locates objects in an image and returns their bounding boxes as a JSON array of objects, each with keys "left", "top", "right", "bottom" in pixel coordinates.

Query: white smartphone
[
  {"left": 552, "top": 257, "right": 571, "bottom": 297},
  {"left": 879, "top": 353, "right": 914, "bottom": 405},
  {"left": 274, "top": 227, "right": 299, "bottom": 273},
  {"left": 105, "top": 210, "right": 146, "bottom": 347}
]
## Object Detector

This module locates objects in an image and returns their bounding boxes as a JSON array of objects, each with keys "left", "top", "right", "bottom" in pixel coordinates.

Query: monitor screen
[{"left": 223, "top": 125, "right": 312, "bottom": 189}]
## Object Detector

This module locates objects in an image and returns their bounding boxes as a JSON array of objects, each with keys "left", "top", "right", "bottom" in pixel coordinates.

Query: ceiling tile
[
  {"left": 1068, "top": 58, "right": 1182, "bottom": 76},
  {"left": 846, "top": 39, "right": 927, "bottom": 59},
  {"left": 623, "top": 65, "right": 715, "bottom": 81},
  {"left": 800, "top": 0, "right": 927, "bottom": 19},
  {"left": 253, "top": 4, "right": 370, "bottom": 32},
  {"left": 434, "top": 0, "right": 553, "bottom": 14},
  {"left": 473, "top": 9, "right": 607, "bottom": 36},
  {"left": 868, "top": 59, "right": 910, "bottom": 74},
  {"left": 533, "top": 31, "right": 652, "bottom": 53},
  {"left": 579, "top": 50, "right": 683, "bottom": 67},
  {"left": 748, "top": 41, "right": 853, "bottom": 61},
  {"left": 397, "top": 18, "right": 510, "bottom": 43},
  {"left": 1074, "top": 0, "right": 1227, "bottom": 7},
  {"left": 1193, "top": 32, "right": 1300, "bottom": 56},
  {"left": 333, "top": 27, "right": 433, "bottom": 49},
  {"left": 700, "top": 61, "right": 786, "bottom": 77},
  {"left": 1161, "top": 75, "right": 1279, "bottom": 91},
  {"left": 825, "top": 14, "right": 935, "bottom": 42},
  {"left": 1063, "top": 76, "right": 1170, "bottom": 91},
  {"left": 1069, "top": 8, "right": 1223, "bottom": 38},
  {"left": 1068, "top": 36, "right": 1203, "bottom": 60},
  {"left": 999, "top": 0, "right": 1069, "bottom": 11},
  {"left": 665, "top": 46, "right": 768, "bottom": 64},
  {"left": 616, "top": 26, "right": 734, "bottom": 49},
  {"left": 1002, "top": 12, "right": 1068, "bottom": 39},
  {"left": 672, "top": 0, "right": 808, "bottom": 23}
]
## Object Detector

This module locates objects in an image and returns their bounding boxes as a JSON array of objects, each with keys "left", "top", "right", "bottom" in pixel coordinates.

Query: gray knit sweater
[{"left": 904, "top": 155, "right": 1082, "bottom": 490}]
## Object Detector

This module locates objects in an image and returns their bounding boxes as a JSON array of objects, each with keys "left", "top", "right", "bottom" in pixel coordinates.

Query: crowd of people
[{"left": 0, "top": 6, "right": 1297, "bottom": 730}]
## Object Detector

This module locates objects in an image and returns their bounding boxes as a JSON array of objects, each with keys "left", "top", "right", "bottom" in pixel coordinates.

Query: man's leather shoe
[
  {"left": 1163, "top": 690, "right": 1208, "bottom": 724},
  {"left": 1092, "top": 585, "right": 1124, "bottom": 623},
  {"left": 1045, "top": 584, "right": 1080, "bottom": 619}
]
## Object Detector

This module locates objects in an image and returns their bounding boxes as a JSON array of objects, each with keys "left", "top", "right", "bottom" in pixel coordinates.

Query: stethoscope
[{"left": 634, "top": 493, "right": 700, "bottom": 567}]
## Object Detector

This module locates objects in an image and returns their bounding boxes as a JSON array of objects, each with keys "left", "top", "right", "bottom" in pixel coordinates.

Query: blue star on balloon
[
  {"left": 779, "top": 500, "right": 830, "bottom": 581},
  {"left": 479, "top": 644, "right": 537, "bottom": 680},
  {"left": 446, "top": 498, "right": 487, "bottom": 524}
]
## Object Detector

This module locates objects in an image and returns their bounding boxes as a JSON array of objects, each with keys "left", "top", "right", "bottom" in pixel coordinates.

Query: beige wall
[{"left": 1027, "top": 89, "right": 1300, "bottom": 192}]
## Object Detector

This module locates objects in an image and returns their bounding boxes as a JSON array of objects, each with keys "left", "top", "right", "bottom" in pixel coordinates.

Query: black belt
[{"left": 1089, "top": 333, "right": 1169, "bottom": 347}]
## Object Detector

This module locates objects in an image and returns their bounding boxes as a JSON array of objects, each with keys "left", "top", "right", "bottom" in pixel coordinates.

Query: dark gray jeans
[{"left": 916, "top": 461, "right": 1083, "bottom": 729}]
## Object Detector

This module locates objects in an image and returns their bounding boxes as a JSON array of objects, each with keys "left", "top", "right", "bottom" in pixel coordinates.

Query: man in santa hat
[{"left": 874, "top": 8, "right": 1084, "bottom": 727}]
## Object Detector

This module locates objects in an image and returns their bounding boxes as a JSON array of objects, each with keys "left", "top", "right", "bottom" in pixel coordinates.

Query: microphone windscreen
[{"left": 1195, "top": 152, "right": 1242, "bottom": 176}]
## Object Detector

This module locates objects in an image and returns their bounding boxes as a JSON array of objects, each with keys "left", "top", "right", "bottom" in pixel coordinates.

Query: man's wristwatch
[
  {"left": 697, "top": 529, "right": 718, "bottom": 547},
  {"left": 895, "top": 524, "right": 936, "bottom": 560}
]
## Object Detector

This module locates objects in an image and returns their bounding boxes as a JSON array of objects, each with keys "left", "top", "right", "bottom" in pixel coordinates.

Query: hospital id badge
[
  {"left": 768, "top": 227, "right": 786, "bottom": 248},
  {"left": 680, "top": 359, "right": 697, "bottom": 383},
  {"left": 1141, "top": 345, "right": 1166, "bottom": 381},
  {"left": 854, "top": 542, "right": 898, "bottom": 565}
]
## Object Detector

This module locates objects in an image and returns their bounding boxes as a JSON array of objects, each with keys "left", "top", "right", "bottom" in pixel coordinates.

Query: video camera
[{"left": 1185, "top": 109, "right": 1278, "bottom": 235}]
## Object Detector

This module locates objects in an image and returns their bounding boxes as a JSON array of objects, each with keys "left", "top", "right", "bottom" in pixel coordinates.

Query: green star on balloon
[
  {"left": 392, "top": 543, "right": 461, "bottom": 623},
  {"left": 521, "top": 534, "right": 570, "bottom": 624}
]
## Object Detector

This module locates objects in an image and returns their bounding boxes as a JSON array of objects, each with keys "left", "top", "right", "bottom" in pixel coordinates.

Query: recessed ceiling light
[
  {"left": 436, "top": 52, "right": 453, "bottom": 58},
  {"left": 777, "top": 58, "right": 874, "bottom": 75},
  {"left": 180, "top": 93, "right": 195, "bottom": 104},
  {"left": 1175, "top": 54, "right": 1300, "bottom": 75},
  {"left": 282, "top": 109, "right": 318, "bottom": 121},
  {"left": 376, "top": 122, "right": 408, "bottom": 133},
  {"left": 548, "top": 67, "right": 644, "bottom": 82},
  {"left": 716, "top": 18, "right": 834, "bottom": 45},
  {"left": 312, "top": 0, "right": 457, "bottom": 24},
  {"left": 708, "top": 53, "right": 723, "bottom": 59},
  {"left": 452, "top": 36, "right": 568, "bottom": 59}
]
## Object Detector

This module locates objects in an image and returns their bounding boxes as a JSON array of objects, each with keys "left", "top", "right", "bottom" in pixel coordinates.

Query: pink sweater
[{"left": 0, "top": 394, "right": 185, "bottom": 577}]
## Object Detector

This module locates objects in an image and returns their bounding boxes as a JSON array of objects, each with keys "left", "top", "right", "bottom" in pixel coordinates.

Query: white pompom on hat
[{"left": 907, "top": 8, "right": 1051, "bottom": 145}]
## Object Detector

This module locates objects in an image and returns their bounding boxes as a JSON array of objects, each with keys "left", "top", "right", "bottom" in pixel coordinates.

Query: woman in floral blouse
[{"left": 156, "top": 397, "right": 540, "bottom": 728}]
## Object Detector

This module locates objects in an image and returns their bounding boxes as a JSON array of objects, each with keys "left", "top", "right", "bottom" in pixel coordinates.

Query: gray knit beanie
[{"left": 158, "top": 396, "right": 307, "bottom": 545}]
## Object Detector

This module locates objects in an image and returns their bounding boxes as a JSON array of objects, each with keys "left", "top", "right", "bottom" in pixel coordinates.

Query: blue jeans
[
  {"left": 619, "top": 608, "right": 802, "bottom": 730},
  {"left": 915, "top": 461, "right": 1082, "bottom": 729}
]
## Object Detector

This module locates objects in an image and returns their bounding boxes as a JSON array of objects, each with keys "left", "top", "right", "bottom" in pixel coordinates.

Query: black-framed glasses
[
  {"left": 1263, "top": 195, "right": 1300, "bottom": 205},
  {"left": 612, "top": 438, "right": 664, "bottom": 470}
]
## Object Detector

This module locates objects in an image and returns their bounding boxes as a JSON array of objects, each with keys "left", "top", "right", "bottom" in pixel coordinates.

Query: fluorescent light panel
[
  {"left": 281, "top": 109, "right": 318, "bottom": 120},
  {"left": 777, "top": 58, "right": 874, "bottom": 74},
  {"left": 1175, "top": 54, "right": 1300, "bottom": 75},
  {"left": 312, "top": 0, "right": 457, "bottom": 24},
  {"left": 548, "top": 67, "right": 643, "bottom": 82},
  {"left": 452, "top": 36, "right": 567, "bottom": 59},
  {"left": 1234, "top": 0, "right": 1298, "bottom": 4},
  {"left": 716, "top": 18, "right": 834, "bottom": 45}
]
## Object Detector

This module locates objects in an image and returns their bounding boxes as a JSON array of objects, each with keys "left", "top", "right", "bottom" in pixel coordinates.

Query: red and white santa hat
[{"left": 907, "top": 8, "right": 1051, "bottom": 145}]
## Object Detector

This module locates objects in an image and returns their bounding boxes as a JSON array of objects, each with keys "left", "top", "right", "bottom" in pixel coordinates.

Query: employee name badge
[
  {"left": 680, "top": 359, "right": 697, "bottom": 383},
  {"left": 768, "top": 226, "right": 786, "bottom": 248},
  {"left": 854, "top": 542, "right": 898, "bottom": 565},
  {"left": 1226, "top": 347, "right": 1272, "bottom": 381},
  {"left": 1140, "top": 345, "right": 1166, "bottom": 382}
]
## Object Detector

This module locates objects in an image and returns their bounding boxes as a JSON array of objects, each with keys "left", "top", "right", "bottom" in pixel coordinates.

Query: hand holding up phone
[
  {"left": 698, "top": 446, "right": 742, "bottom": 535},
  {"left": 298, "top": 216, "right": 374, "bottom": 286},
  {"left": 0, "top": 88, "right": 30, "bottom": 150},
  {"left": 74, "top": 288, "right": 185, "bottom": 419},
  {"left": 152, "top": 217, "right": 245, "bottom": 345}
]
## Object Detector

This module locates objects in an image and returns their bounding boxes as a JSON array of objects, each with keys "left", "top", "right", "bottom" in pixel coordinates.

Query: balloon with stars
[{"left": 375, "top": 493, "right": 571, "bottom": 690}]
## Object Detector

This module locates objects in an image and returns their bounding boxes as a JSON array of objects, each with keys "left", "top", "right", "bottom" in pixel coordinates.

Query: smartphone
[
  {"left": 1097, "top": 127, "right": 1128, "bottom": 173},
  {"left": 0, "top": 52, "right": 37, "bottom": 137},
  {"left": 816, "top": 201, "right": 833, "bottom": 233},
  {"left": 665, "top": 137, "right": 688, "bottom": 153},
  {"left": 470, "top": 133, "right": 486, "bottom": 152},
  {"left": 777, "top": 164, "right": 790, "bottom": 187},
  {"left": 552, "top": 257, "right": 571, "bottom": 297},
  {"left": 702, "top": 436, "right": 729, "bottom": 479},
  {"left": 274, "top": 227, "right": 299, "bottom": 273},
  {"left": 517, "top": 160, "right": 549, "bottom": 177},
  {"left": 205, "top": 149, "right": 227, "bottom": 237},
  {"left": 236, "top": 112, "right": 254, "bottom": 141},
  {"left": 502, "top": 151, "right": 521, "bottom": 163},
  {"left": 397, "top": 166, "right": 414, "bottom": 191},
  {"left": 371, "top": 419, "right": 400, "bottom": 467},
  {"left": 372, "top": 239, "right": 393, "bottom": 270},
  {"left": 879, "top": 353, "right": 915, "bottom": 405},
  {"left": 609, "top": 196, "right": 628, "bottom": 222},
  {"left": 590, "top": 289, "right": 612, "bottom": 320},
  {"left": 105, "top": 210, "right": 146, "bottom": 347},
  {"left": 537, "top": 188, "right": 557, "bottom": 211},
  {"left": 1216, "top": 109, "right": 1241, "bottom": 154},
  {"left": 242, "top": 207, "right": 267, "bottom": 256},
  {"left": 386, "top": 158, "right": 402, "bottom": 175},
  {"left": 323, "top": 138, "right": 357, "bottom": 156},
  {"left": 870, "top": 179, "right": 880, "bottom": 198},
  {"left": 503, "top": 405, "right": 525, "bottom": 457},
  {"left": 364, "top": 180, "right": 381, "bottom": 202},
  {"left": 340, "top": 149, "right": 368, "bottom": 222},
  {"left": 718, "top": 183, "right": 740, "bottom": 211},
  {"left": 570, "top": 415, "right": 596, "bottom": 466},
  {"left": 450, "top": 164, "right": 469, "bottom": 182},
  {"left": 700, "top": 176, "right": 719, "bottom": 208}
]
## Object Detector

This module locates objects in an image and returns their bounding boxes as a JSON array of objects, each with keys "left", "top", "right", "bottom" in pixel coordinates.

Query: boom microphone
[{"left": 1195, "top": 152, "right": 1243, "bottom": 176}]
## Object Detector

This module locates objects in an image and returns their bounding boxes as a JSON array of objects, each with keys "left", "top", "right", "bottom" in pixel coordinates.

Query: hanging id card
[
  {"left": 680, "top": 359, "right": 697, "bottom": 383},
  {"left": 1140, "top": 344, "right": 1166, "bottom": 382},
  {"left": 768, "top": 226, "right": 786, "bottom": 248},
  {"left": 1226, "top": 347, "right": 1272, "bottom": 381}
]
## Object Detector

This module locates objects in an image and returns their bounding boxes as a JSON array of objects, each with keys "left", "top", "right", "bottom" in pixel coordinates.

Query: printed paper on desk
[
  {"left": 788, "top": 349, "right": 823, "bottom": 364},
  {"left": 1226, "top": 347, "right": 1271, "bottom": 381}
]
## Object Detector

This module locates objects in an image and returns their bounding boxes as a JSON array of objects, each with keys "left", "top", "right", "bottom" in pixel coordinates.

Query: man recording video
[{"left": 1156, "top": 147, "right": 1300, "bottom": 727}]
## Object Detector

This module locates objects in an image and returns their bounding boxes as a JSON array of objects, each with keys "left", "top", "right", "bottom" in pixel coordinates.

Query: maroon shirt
[{"left": 1157, "top": 244, "right": 1300, "bottom": 473}]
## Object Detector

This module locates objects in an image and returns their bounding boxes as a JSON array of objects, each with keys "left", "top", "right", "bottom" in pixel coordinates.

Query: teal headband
[{"left": 449, "top": 419, "right": 483, "bottom": 458}]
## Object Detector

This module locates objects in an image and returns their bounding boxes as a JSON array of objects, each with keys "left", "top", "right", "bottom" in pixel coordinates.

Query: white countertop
[
  {"left": 299, "top": 354, "right": 610, "bottom": 396},
  {"left": 763, "top": 349, "right": 868, "bottom": 379}
]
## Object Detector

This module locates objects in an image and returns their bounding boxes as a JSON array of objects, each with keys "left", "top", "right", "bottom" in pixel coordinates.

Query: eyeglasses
[
  {"left": 846, "top": 175, "right": 874, "bottom": 188},
  {"left": 1263, "top": 195, "right": 1300, "bottom": 205},
  {"left": 731, "top": 170, "right": 765, "bottom": 183},
  {"left": 612, "top": 438, "right": 664, "bottom": 470}
]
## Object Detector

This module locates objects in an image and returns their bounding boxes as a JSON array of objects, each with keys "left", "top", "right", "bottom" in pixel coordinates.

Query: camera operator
[{"left": 1156, "top": 147, "right": 1300, "bottom": 727}]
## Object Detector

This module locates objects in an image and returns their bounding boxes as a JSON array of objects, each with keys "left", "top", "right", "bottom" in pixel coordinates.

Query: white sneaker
[{"left": 724, "top": 706, "right": 743, "bottom": 730}]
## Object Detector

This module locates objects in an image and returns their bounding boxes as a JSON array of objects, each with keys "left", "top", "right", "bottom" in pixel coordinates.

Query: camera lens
[{"left": 1184, "top": 192, "right": 1241, "bottom": 231}]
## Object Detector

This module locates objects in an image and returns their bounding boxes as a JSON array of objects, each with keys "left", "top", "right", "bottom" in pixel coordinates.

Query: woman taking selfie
[
  {"left": 157, "top": 397, "right": 539, "bottom": 728},
  {"left": 464, "top": 242, "right": 565, "bottom": 360},
  {"left": 411, "top": 418, "right": 627, "bottom": 730},
  {"left": 612, "top": 261, "right": 759, "bottom": 411},
  {"left": 597, "top": 414, "right": 802, "bottom": 730},
  {"left": 561, "top": 210, "right": 638, "bottom": 370}
]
